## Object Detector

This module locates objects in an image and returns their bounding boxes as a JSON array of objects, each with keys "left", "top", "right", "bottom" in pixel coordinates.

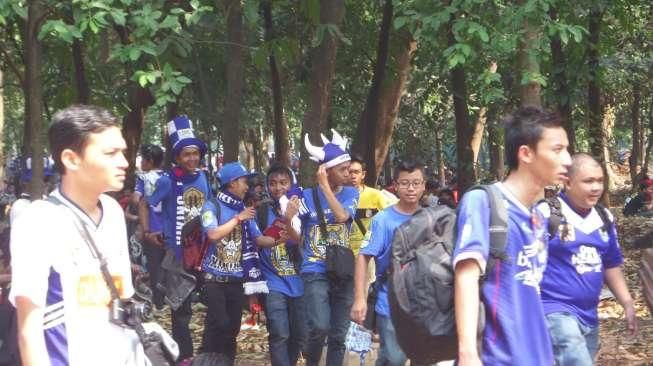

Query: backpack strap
[
  {"left": 540, "top": 197, "right": 565, "bottom": 239},
  {"left": 594, "top": 203, "right": 611, "bottom": 232},
  {"left": 467, "top": 184, "right": 508, "bottom": 276}
]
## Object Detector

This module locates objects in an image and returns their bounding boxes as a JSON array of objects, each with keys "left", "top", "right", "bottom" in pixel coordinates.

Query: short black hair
[
  {"left": 48, "top": 105, "right": 121, "bottom": 174},
  {"left": 393, "top": 159, "right": 425, "bottom": 181},
  {"left": 349, "top": 154, "right": 367, "bottom": 171},
  {"left": 266, "top": 162, "right": 293, "bottom": 182},
  {"left": 141, "top": 144, "right": 164, "bottom": 168},
  {"left": 503, "top": 107, "right": 565, "bottom": 170}
]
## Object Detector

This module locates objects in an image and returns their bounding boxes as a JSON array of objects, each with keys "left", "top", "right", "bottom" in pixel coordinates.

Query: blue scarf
[{"left": 216, "top": 191, "right": 269, "bottom": 295}]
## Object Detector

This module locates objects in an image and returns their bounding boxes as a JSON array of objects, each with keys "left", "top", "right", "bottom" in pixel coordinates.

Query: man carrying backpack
[
  {"left": 300, "top": 130, "right": 359, "bottom": 366},
  {"left": 541, "top": 153, "right": 638, "bottom": 365},
  {"left": 256, "top": 162, "right": 306, "bottom": 366},
  {"left": 351, "top": 159, "right": 425, "bottom": 366},
  {"left": 145, "top": 116, "right": 211, "bottom": 364},
  {"left": 453, "top": 107, "right": 572, "bottom": 366},
  {"left": 199, "top": 161, "right": 276, "bottom": 365}
]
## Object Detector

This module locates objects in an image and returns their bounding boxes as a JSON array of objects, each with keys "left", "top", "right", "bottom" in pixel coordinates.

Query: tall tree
[
  {"left": 299, "top": 0, "right": 346, "bottom": 185},
  {"left": 448, "top": 15, "right": 475, "bottom": 192},
  {"left": 222, "top": 0, "right": 245, "bottom": 162},
  {"left": 352, "top": 0, "right": 393, "bottom": 186},
  {"left": 587, "top": 5, "right": 609, "bottom": 205},
  {"left": 25, "top": 0, "right": 45, "bottom": 200},
  {"left": 549, "top": 6, "right": 575, "bottom": 153},
  {"left": 630, "top": 82, "right": 642, "bottom": 186},
  {"left": 262, "top": 0, "right": 289, "bottom": 166},
  {"left": 72, "top": 39, "right": 90, "bottom": 104},
  {"left": 517, "top": 2, "right": 542, "bottom": 108}
]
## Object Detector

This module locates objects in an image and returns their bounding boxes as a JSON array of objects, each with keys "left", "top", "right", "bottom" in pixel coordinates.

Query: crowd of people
[{"left": 0, "top": 104, "right": 642, "bottom": 366}]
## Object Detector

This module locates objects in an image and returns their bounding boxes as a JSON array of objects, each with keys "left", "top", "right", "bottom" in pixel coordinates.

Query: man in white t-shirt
[{"left": 10, "top": 105, "right": 147, "bottom": 365}]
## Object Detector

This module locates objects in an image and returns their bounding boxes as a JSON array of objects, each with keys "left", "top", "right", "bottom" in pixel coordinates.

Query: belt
[{"left": 203, "top": 273, "right": 243, "bottom": 284}]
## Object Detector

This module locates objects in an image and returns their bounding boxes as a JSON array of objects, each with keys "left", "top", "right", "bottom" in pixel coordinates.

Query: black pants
[
  {"left": 171, "top": 296, "right": 194, "bottom": 360},
  {"left": 199, "top": 282, "right": 246, "bottom": 362},
  {"left": 143, "top": 242, "right": 166, "bottom": 308},
  {"left": 0, "top": 301, "right": 19, "bottom": 365}
]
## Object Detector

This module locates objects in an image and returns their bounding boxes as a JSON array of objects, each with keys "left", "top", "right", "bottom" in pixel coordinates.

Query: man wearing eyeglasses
[{"left": 351, "top": 159, "right": 426, "bottom": 366}]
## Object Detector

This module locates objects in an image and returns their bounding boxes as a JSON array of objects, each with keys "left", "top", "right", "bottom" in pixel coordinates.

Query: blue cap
[
  {"left": 216, "top": 162, "right": 256, "bottom": 188},
  {"left": 167, "top": 115, "right": 207, "bottom": 157}
]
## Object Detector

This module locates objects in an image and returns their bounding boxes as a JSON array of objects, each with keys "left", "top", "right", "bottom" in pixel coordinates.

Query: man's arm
[
  {"left": 205, "top": 207, "right": 256, "bottom": 242},
  {"left": 15, "top": 296, "right": 50, "bottom": 365},
  {"left": 605, "top": 266, "right": 638, "bottom": 336},
  {"left": 454, "top": 259, "right": 482, "bottom": 366},
  {"left": 316, "top": 165, "right": 350, "bottom": 223},
  {"left": 350, "top": 254, "right": 371, "bottom": 324}
]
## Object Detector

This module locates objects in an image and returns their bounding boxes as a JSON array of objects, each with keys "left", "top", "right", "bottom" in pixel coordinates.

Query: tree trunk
[
  {"left": 222, "top": 0, "right": 245, "bottom": 162},
  {"left": 517, "top": 10, "right": 541, "bottom": 108},
  {"left": 299, "top": 0, "right": 345, "bottom": 186},
  {"left": 122, "top": 87, "right": 155, "bottom": 189},
  {"left": 487, "top": 107, "right": 504, "bottom": 181},
  {"left": 549, "top": 7, "right": 575, "bottom": 153},
  {"left": 373, "top": 31, "right": 416, "bottom": 182},
  {"left": 353, "top": 0, "right": 393, "bottom": 186},
  {"left": 435, "top": 123, "right": 446, "bottom": 187},
  {"left": 630, "top": 83, "right": 642, "bottom": 187},
  {"left": 643, "top": 94, "right": 653, "bottom": 179},
  {"left": 587, "top": 6, "right": 609, "bottom": 206},
  {"left": 25, "top": 0, "right": 44, "bottom": 200},
  {"left": 0, "top": 69, "right": 4, "bottom": 187},
  {"left": 262, "top": 0, "right": 290, "bottom": 166},
  {"left": 471, "top": 62, "right": 497, "bottom": 175},
  {"left": 72, "top": 40, "right": 90, "bottom": 104},
  {"left": 449, "top": 18, "right": 475, "bottom": 192}
]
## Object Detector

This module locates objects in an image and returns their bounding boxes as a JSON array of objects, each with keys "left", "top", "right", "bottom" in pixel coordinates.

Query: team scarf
[
  {"left": 170, "top": 167, "right": 206, "bottom": 259},
  {"left": 216, "top": 190, "right": 269, "bottom": 295}
]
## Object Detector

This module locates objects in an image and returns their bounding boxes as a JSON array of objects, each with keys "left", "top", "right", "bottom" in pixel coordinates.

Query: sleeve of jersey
[
  {"left": 452, "top": 190, "right": 491, "bottom": 274},
  {"left": 603, "top": 218, "right": 624, "bottom": 269},
  {"left": 201, "top": 201, "right": 219, "bottom": 232},
  {"left": 249, "top": 219, "right": 262, "bottom": 239},
  {"left": 146, "top": 176, "right": 171, "bottom": 207},
  {"left": 359, "top": 214, "right": 386, "bottom": 257},
  {"left": 8, "top": 203, "right": 53, "bottom": 307},
  {"left": 134, "top": 176, "right": 144, "bottom": 195},
  {"left": 343, "top": 188, "right": 360, "bottom": 218}
]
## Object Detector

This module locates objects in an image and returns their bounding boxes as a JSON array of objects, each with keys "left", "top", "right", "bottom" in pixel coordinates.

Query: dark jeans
[
  {"left": 376, "top": 315, "right": 406, "bottom": 366},
  {"left": 200, "top": 281, "right": 246, "bottom": 363},
  {"left": 171, "top": 296, "right": 193, "bottom": 360},
  {"left": 265, "top": 290, "right": 307, "bottom": 366},
  {"left": 143, "top": 242, "right": 166, "bottom": 308},
  {"left": 302, "top": 272, "right": 353, "bottom": 366}
]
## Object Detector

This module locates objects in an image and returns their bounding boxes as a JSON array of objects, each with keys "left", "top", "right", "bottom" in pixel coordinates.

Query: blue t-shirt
[
  {"left": 136, "top": 170, "right": 163, "bottom": 232},
  {"left": 359, "top": 205, "right": 412, "bottom": 316},
  {"left": 200, "top": 199, "right": 262, "bottom": 278},
  {"left": 541, "top": 194, "right": 623, "bottom": 327},
  {"left": 258, "top": 205, "right": 303, "bottom": 297},
  {"left": 146, "top": 171, "right": 210, "bottom": 257},
  {"left": 453, "top": 183, "right": 553, "bottom": 366},
  {"left": 298, "top": 186, "right": 359, "bottom": 274}
]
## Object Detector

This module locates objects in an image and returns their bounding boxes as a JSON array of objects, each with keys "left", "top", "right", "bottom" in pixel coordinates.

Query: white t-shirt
[{"left": 10, "top": 189, "right": 147, "bottom": 365}]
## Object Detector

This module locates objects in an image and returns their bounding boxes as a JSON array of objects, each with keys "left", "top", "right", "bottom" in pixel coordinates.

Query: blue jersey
[
  {"left": 146, "top": 171, "right": 210, "bottom": 257},
  {"left": 258, "top": 205, "right": 303, "bottom": 297},
  {"left": 453, "top": 183, "right": 553, "bottom": 366},
  {"left": 541, "top": 194, "right": 623, "bottom": 327},
  {"left": 136, "top": 170, "right": 163, "bottom": 232},
  {"left": 360, "top": 205, "right": 412, "bottom": 316},
  {"left": 298, "top": 186, "right": 359, "bottom": 274},
  {"left": 200, "top": 199, "right": 262, "bottom": 278}
]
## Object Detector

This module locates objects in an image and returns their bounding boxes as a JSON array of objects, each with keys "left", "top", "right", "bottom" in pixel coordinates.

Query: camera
[{"left": 109, "top": 298, "right": 152, "bottom": 327}]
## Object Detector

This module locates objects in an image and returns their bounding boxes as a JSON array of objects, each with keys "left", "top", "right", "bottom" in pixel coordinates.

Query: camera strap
[{"left": 47, "top": 196, "right": 121, "bottom": 300}]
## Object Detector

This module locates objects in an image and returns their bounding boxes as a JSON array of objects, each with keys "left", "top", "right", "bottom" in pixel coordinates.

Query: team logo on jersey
[
  {"left": 183, "top": 187, "right": 205, "bottom": 223},
  {"left": 309, "top": 223, "right": 348, "bottom": 260},
  {"left": 271, "top": 244, "right": 296, "bottom": 276},
  {"left": 202, "top": 211, "right": 214, "bottom": 227}
]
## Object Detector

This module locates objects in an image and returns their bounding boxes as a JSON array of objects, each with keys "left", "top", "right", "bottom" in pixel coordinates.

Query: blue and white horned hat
[
  {"left": 167, "top": 115, "right": 207, "bottom": 157},
  {"left": 304, "top": 129, "right": 351, "bottom": 168}
]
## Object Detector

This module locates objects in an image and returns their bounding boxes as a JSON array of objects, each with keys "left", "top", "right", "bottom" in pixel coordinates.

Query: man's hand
[
  {"left": 278, "top": 230, "right": 290, "bottom": 244},
  {"left": 350, "top": 299, "right": 367, "bottom": 325},
  {"left": 457, "top": 351, "right": 483, "bottom": 366},
  {"left": 238, "top": 207, "right": 256, "bottom": 222},
  {"left": 145, "top": 231, "right": 164, "bottom": 246},
  {"left": 316, "top": 164, "right": 329, "bottom": 189},
  {"left": 624, "top": 302, "right": 639, "bottom": 338},
  {"left": 285, "top": 196, "right": 300, "bottom": 219}
]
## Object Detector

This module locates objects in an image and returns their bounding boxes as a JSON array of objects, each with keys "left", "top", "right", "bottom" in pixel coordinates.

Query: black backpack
[{"left": 387, "top": 184, "right": 508, "bottom": 363}]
